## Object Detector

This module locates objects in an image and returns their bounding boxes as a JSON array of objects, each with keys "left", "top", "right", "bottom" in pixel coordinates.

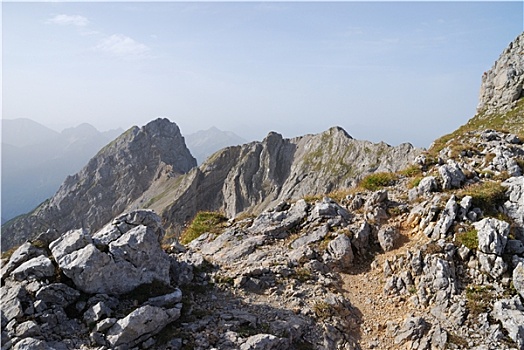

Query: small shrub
[
  {"left": 359, "top": 172, "right": 398, "bottom": 191},
  {"left": 312, "top": 301, "right": 333, "bottom": 320},
  {"left": 455, "top": 228, "right": 478, "bottom": 250},
  {"left": 180, "top": 211, "right": 228, "bottom": 245}
]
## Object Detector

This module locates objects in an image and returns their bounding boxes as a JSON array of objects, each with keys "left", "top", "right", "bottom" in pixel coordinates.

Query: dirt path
[{"left": 342, "top": 232, "right": 427, "bottom": 349}]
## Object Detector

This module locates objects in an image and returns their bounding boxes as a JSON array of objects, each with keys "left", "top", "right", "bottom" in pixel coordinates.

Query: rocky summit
[
  {"left": 2, "top": 33, "right": 524, "bottom": 350},
  {"left": 1, "top": 118, "right": 196, "bottom": 252}
]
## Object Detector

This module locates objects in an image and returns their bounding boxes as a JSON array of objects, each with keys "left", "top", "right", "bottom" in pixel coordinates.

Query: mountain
[
  {"left": 1, "top": 118, "right": 196, "bottom": 250},
  {"left": 185, "top": 126, "right": 247, "bottom": 164},
  {"left": 147, "top": 127, "right": 420, "bottom": 228},
  {"left": 1, "top": 33, "right": 524, "bottom": 350},
  {"left": 1, "top": 119, "right": 124, "bottom": 223},
  {"left": 1, "top": 118, "right": 59, "bottom": 148}
]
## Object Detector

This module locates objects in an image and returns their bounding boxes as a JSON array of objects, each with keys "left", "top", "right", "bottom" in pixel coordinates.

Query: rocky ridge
[
  {"left": 2, "top": 31, "right": 524, "bottom": 350},
  {"left": 143, "top": 126, "right": 419, "bottom": 228},
  {"left": 1, "top": 118, "right": 197, "bottom": 252}
]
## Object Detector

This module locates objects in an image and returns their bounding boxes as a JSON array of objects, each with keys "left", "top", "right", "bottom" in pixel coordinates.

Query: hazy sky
[{"left": 3, "top": 2, "right": 523, "bottom": 148}]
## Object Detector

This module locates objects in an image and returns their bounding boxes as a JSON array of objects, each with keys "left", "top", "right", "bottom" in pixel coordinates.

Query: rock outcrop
[
  {"left": 157, "top": 126, "right": 420, "bottom": 228},
  {"left": 478, "top": 32, "right": 524, "bottom": 114},
  {"left": 2, "top": 118, "right": 196, "bottom": 252}
]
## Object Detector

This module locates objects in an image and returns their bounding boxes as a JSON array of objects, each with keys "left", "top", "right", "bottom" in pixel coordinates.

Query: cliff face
[
  {"left": 147, "top": 126, "right": 420, "bottom": 227},
  {"left": 478, "top": 32, "right": 524, "bottom": 114},
  {"left": 2, "top": 118, "right": 196, "bottom": 251}
]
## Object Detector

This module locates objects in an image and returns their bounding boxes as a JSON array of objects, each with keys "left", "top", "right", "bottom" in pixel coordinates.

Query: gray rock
[
  {"left": 83, "top": 301, "right": 112, "bottom": 324},
  {"left": 492, "top": 296, "right": 524, "bottom": 349},
  {"left": 429, "top": 195, "right": 458, "bottom": 239},
  {"left": 147, "top": 289, "right": 183, "bottom": 307},
  {"left": 324, "top": 234, "right": 354, "bottom": 269},
  {"left": 310, "top": 198, "right": 351, "bottom": 222},
  {"left": 35, "top": 283, "right": 80, "bottom": 308},
  {"left": 505, "top": 239, "right": 524, "bottom": 254},
  {"left": 15, "top": 320, "right": 41, "bottom": 338},
  {"left": 12, "top": 337, "right": 51, "bottom": 350},
  {"left": 438, "top": 160, "right": 465, "bottom": 189},
  {"left": 52, "top": 221, "right": 170, "bottom": 294},
  {"left": 49, "top": 228, "right": 92, "bottom": 265},
  {"left": 351, "top": 221, "right": 371, "bottom": 255},
  {"left": 11, "top": 255, "right": 55, "bottom": 281},
  {"left": 478, "top": 33, "right": 524, "bottom": 114},
  {"left": 418, "top": 176, "right": 438, "bottom": 194},
  {"left": 240, "top": 334, "right": 289, "bottom": 350},
  {"left": 378, "top": 225, "right": 399, "bottom": 252},
  {"left": 474, "top": 218, "right": 510, "bottom": 255},
  {"left": 394, "top": 316, "right": 428, "bottom": 344},
  {"left": 0, "top": 243, "right": 46, "bottom": 280},
  {"left": 106, "top": 305, "right": 181, "bottom": 348},
  {"left": 290, "top": 225, "right": 328, "bottom": 249},
  {"left": 513, "top": 261, "right": 524, "bottom": 298},
  {"left": 478, "top": 252, "right": 508, "bottom": 279},
  {"left": 249, "top": 200, "right": 308, "bottom": 238},
  {"left": 458, "top": 196, "right": 473, "bottom": 221},
  {"left": 503, "top": 176, "right": 524, "bottom": 238}
]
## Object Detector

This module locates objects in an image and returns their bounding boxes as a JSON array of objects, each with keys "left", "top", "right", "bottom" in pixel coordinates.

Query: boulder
[
  {"left": 474, "top": 218, "right": 510, "bottom": 255},
  {"left": 11, "top": 255, "right": 55, "bottom": 281},
  {"left": 51, "top": 217, "right": 171, "bottom": 295},
  {"left": 378, "top": 225, "right": 400, "bottom": 252},
  {"left": 438, "top": 160, "right": 465, "bottom": 189},
  {"left": 323, "top": 234, "right": 354, "bottom": 269},
  {"left": 492, "top": 296, "right": 524, "bottom": 349},
  {"left": 35, "top": 283, "right": 80, "bottom": 308},
  {"left": 106, "top": 304, "right": 181, "bottom": 348}
]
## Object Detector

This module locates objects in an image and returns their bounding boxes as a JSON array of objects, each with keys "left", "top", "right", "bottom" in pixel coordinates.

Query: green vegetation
[
  {"left": 465, "top": 285, "right": 494, "bottom": 317},
  {"left": 430, "top": 98, "right": 524, "bottom": 157},
  {"left": 312, "top": 301, "right": 333, "bottom": 320},
  {"left": 398, "top": 164, "right": 423, "bottom": 178},
  {"left": 179, "top": 211, "right": 228, "bottom": 245},
  {"left": 455, "top": 228, "right": 478, "bottom": 250},
  {"left": 358, "top": 172, "right": 398, "bottom": 191},
  {"left": 458, "top": 181, "right": 507, "bottom": 216}
]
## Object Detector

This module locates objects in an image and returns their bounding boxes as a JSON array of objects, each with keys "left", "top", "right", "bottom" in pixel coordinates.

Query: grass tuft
[
  {"left": 180, "top": 211, "right": 228, "bottom": 245},
  {"left": 358, "top": 172, "right": 398, "bottom": 191}
]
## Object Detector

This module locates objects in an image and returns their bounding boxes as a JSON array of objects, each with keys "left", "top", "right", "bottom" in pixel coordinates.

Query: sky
[{"left": 3, "top": 1, "right": 523, "bottom": 148}]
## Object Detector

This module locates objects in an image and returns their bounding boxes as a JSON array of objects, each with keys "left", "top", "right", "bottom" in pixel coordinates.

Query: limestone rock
[
  {"left": 50, "top": 212, "right": 170, "bottom": 295},
  {"left": 513, "top": 261, "right": 524, "bottom": 298},
  {"left": 106, "top": 305, "right": 181, "bottom": 348},
  {"left": 240, "top": 334, "right": 289, "bottom": 350},
  {"left": 478, "top": 32, "right": 524, "bottom": 114},
  {"left": 324, "top": 234, "right": 354, "bottom": 269},
  {"left": 474, "top": 218, "right": 510, "bottom": 255},
  {"left": 492, "top": 296, "right": 524, "bottom": 349},
  {"left": 378, "top": 225, "right": 400, "bottom": 252},
  {"left": 11, "top": 256, "right": 54, "bottom": 282},
  {"left": 438, "top": 160, "right": 465, "bottom": 189}
]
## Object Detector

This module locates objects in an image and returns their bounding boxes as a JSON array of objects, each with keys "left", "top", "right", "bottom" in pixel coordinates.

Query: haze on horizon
[{"left": 3, "top": 1, "right": 523, "bottom": 148}]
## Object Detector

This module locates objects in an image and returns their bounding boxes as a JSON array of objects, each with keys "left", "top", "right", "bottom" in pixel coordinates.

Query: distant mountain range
[
  {"left": 1, "top": 119, "right": 246, "bottom": 223},
  {"left": 1, "top": 119, "right": 124, "bottom": 224},
  {"left": 185, "top": 126, "right": 247, "bottom": 164}
]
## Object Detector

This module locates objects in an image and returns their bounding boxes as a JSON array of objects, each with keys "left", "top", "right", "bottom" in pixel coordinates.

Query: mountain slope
[
  {"left": 1, "top": 118, "right": 196, "bottom": 251},
  {"left": 137, "top": 126, "right": 420, "bottom": 228}
]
